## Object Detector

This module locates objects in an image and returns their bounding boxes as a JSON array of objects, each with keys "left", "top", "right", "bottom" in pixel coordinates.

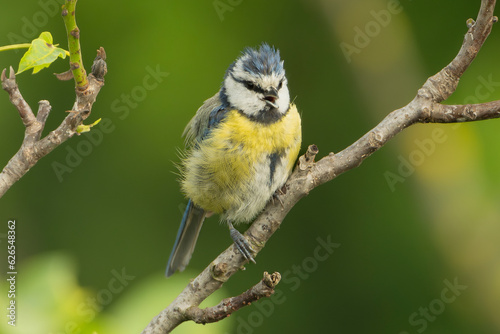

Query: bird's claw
[{"left": 229, "top": 223, "right": 256, "bottom": 264}]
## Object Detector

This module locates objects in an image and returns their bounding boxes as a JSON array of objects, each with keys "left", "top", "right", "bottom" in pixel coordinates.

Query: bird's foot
[{"left": 228, "top": 222, "right": 256, "bottom": 264}]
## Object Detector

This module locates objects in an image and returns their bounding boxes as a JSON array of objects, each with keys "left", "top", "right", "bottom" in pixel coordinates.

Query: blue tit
[{"left": 166, "top": 43, "right": 302, "bottom": 277}]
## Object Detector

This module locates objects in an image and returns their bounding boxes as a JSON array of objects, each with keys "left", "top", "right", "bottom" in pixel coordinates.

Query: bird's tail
[{"left": 166, "top": 199, "right": 206, "bottom": 277}]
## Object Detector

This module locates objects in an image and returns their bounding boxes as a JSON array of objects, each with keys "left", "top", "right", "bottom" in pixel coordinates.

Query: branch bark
[
  {"left": 0, "top": 1, "right": 107, "bottom": 198},
  {"left": 146, "top": 0, "right": 498, "bottom": 332},
  {"left": 184, "top": 271, "right": 281, "bottom": 324}
]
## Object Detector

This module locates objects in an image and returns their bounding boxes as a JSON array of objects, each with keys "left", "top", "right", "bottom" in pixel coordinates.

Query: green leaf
[
  {"left": 17, "top": 32, "right": 68, "bottom": 74},
  {"left": 38, "top": 31, "right": 53, "bottom": 44},
  {"left": 76, "top": 118, "right": 102, "bottom": 134}
]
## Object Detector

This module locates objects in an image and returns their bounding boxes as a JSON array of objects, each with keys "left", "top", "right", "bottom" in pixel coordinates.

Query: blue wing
[
  {"left": 166, "top": 92, "right": 229, "bottom": 277},
  {"left": 200, "top": 104, "right": 228, "bottom": 141},
  {"left": 182, "top": 92, "right": 229, "bottom": 145}
]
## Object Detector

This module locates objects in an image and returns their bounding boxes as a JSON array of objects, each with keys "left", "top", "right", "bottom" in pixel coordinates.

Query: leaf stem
[
  {"left": 61, "top": 0, "right": 88, "bottom": 88},
  {"left": 0, "top": 43, "right": 31, "bottom": 52}
]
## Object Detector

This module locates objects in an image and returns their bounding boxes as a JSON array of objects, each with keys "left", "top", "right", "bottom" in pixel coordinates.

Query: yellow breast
[
  {"left": 217, "top": 104, "right": 301, "bottom": 153},
  {"left": 181, "top": 104, "right": 301, "bottom": 217}
]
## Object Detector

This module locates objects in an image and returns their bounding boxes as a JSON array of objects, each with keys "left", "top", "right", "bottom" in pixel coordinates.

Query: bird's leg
[{"left": 228, "top": 222, "right": 256, "bottom": 264}]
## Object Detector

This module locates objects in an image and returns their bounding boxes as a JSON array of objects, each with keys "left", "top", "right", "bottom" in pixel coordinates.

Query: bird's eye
[
  {"left": 277, "top": 79, "right": 284, "bottom": 90},
  {"left": 244, "top": 81, "right": 256, "bottom": 90}
]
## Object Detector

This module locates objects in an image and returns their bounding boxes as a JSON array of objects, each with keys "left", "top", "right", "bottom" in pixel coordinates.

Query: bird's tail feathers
[{"left": 165, "top": 200, "right": 206, "bottom": 277}]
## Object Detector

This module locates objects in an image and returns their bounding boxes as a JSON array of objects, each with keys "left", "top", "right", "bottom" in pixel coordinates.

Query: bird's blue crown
[{"left": 234, "top": 43, "right": 285, "bottom": 78}]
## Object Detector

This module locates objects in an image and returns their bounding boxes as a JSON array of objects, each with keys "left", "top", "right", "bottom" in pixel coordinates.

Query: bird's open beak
[{"left": 263, "top": 87, "right": 279, "bottom": 108}]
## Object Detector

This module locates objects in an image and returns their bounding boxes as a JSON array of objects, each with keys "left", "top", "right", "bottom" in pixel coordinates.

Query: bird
[{"left": 166, "top": 43, "right": 302, "bottom": 277}]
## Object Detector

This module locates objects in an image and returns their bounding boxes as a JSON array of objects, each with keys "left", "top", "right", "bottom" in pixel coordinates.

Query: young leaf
[
  {"left": 76, "top": 118, "right": 102, "bottom": 134},
  {"left": 17, "top": 32, "right": 68, "bottom": 74},
  {"left": 38, "top": 31, "right": 53, "bottom": 44}
]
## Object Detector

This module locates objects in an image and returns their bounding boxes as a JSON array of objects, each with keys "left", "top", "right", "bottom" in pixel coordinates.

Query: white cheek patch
[
  {"left": 224, "top": 76, "right": 266, "bottom": 117},
  {"left": 224, "top": 65, "right": 291, "bottom": 117},
  {"left": 277, "top": 83, "right": 290, "bottom": 114}
]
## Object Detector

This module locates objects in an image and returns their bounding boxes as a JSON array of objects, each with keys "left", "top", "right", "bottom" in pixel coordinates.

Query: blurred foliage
[
  {"left": 0, "top": 0, "right": 500, "bottom": 333},
  {"left": 0, "top": 253, "right": 231, "bottom": 333}
]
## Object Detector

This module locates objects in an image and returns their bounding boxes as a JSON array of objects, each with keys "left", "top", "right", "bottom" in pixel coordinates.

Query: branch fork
[
  {"left": 184, "top": 272, "right": 281, "bottom": 324},
  {"left": 0, "top": 0, "right": 107, "bottom": 198}
]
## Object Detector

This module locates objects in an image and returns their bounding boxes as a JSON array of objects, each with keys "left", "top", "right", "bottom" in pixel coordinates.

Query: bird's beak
[{"left": 263, "top": 87, "right": 279, "bottom": 108}]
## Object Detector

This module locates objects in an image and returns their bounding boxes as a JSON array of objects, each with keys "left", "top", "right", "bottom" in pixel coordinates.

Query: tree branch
[
  {"left": 34, "top": 100, "right": 51, "bottom": 142},
  {"left": 0, "top": 4, "right": 107, "bottom": 199},
  {"left": 145, "top": 1, "right": 498, "bottom": 332},
  {"left": 184, "top": 271, "right": 281, "bottom": 324},
  {"left": 427, "top": 100, "right": 500, "bottom": 122},
  {"left": 1, "top": 67, "right": 38, "bottom": 130}
]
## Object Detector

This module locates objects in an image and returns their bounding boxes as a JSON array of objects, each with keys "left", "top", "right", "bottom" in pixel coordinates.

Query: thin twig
[
  {"left": 0, "top": 43, "right": 31, "bottom": 52},
  {"left": 143, "top": 0, "right": 498, "bottom": 333},
  {"left": 184, "top": 272, "right": 281, "bottom": 324},
  {"left": 1, "top": 67, "right": 37, "bottom": 129}
]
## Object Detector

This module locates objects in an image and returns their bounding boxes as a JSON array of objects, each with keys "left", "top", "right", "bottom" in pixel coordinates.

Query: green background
[{"left": 1, "top": 0, "right": 500, "bottom": 333}]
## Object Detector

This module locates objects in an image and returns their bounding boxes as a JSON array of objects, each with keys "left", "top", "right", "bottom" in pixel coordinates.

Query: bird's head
[{"left": 221, "top": 44, "right": 290, "bottom": 122}]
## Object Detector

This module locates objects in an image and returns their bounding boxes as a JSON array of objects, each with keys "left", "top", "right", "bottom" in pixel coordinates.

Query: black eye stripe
[
  {"left": 230, "top": 73, "right": 266, "bottom": 94},
  {"left": 244, "top": 81, "right": 255, "bottom": 90}
]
